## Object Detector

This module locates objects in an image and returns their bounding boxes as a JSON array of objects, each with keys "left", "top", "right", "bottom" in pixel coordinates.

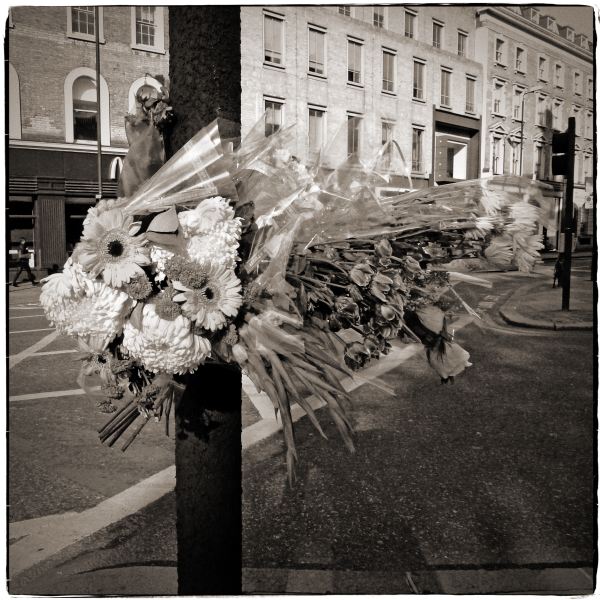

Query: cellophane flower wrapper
[{"left": 40, "top": 113, "right": 557, "bottom": 480}]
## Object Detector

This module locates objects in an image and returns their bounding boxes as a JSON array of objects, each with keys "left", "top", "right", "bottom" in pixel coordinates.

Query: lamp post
[{"left": 519, "top": 86, "right": 543, "bottom": 176}]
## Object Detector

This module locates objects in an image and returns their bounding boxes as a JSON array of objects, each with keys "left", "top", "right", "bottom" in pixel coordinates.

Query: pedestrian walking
[
  {"left": 553, "top": 259, "right": 563, "bottom": 288},
  {"left": 12, "top": 238, "right": 38, "bottom": 287}
]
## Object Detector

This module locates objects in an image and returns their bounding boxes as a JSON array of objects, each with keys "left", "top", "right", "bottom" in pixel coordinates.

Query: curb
[{"left": 499, "top": 307, "right": 593, "bottom": 331}]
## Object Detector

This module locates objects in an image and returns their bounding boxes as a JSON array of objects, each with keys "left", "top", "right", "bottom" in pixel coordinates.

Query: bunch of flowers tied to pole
[{"left": 40, "top": 113, "right": 554, "bottom": 479}]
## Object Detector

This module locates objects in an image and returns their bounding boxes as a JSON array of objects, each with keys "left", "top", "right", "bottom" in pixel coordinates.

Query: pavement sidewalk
[{"left": 499, "top": 267, "right": 594, "bottom": 331}]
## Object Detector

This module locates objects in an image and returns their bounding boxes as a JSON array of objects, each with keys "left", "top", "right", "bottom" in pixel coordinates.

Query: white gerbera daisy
[
  {"left": 40, "top": 263, "right": 132, "bottom": 351},
  {"left": 74, "top": 208, "right": 151, "bottom": 288},
  {"left": 173, "top": 264, "right": 242, "bottom": 331},
  {"left": 122, "top": 304, "right": 210, "bottom": 374}
]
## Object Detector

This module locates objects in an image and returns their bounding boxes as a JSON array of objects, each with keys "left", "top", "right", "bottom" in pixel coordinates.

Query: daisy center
[{"left": 108, "top": 240, "right": 124, "bottom": 257}]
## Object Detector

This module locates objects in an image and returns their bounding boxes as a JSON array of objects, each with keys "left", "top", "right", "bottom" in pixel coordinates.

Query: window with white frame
[
  {"left": 347, "top": 114, "right": 361, "bottom": 156},
  {"left": 413, "top": 59, "right": 425, "bottom": 100},
  {"left": 440, "top": 68, "right": 451, "bottom": 106},
  {"left": 584, "top": 111, "right": 592, "bottom": 139},
  {"left": 552, "top": 99, "right": 563, "bottom": 130},
  {"left": 574, "top": 71, "right": 582, "bottom": 95},
  {"left": 492, "top": 135, "right": 504, "bottom": 174},
  {"left": 308, "top": 26, "right": 325, "bottom": 75},
  {"left": 382, "top": 49, "right": 395, "bottom": 93},
  {"left": 495, "top": 38, "right": 505, "bottom": 65},
  {"left": 554, "top": 63, "right": 564, "bottom": 88},
  {"left": 412, "top": 126, "right": 424, "bottom": 172},
  {"left": 68, "top": 6, "right": 103, "bottom": 42},
  {"left": 405, "top": 10, "right": 416, "bottom": 38},
  {"left": 264, "top": 13, "right": 284, "bottom": 66},
  {"left": 538, "top": 56, "right": 547, "bottom": 81},
  {"left": 457, "top": 30, "right": 467, "bottom": 57},
  {"left": 515, "top": 46, "right": 525, "bottom": 72},
  {"left": 584, "top": 153, "right": 593, "bottom": 180},
  {"left": 9, "top": 63, "right": 21, "bottom": 139},
  {"left": 373, "top": 6, "right": 385, "bottom": 28},
  {"left": 264, "top": 98, "right": 283, "bottom": 136},
  {"left": 338, "top": 6, "right": 352, "bottom": 17},
  {"left": 492, "top": 79, "right": 505, "bottom": 115},
  {"left": 534, "top": 143, "right": 545, "bottom": 179},
  {"left": 72, "top": 76, "right": 99, "bottom": 141},
  {"left": 308, "top": 107, "right": 325, "bottom": 154},
  {"left": 536, "top": 93, "right": 548, "bottom": 126},
  {"left": 513, "top": 86, "right": 524, "bottom": 120},
  {"left": 381, "top": 120, "right": 394, "bottom": 145},
  {"left": 510, "top": 141, "right": 521, "bottom": 175},
  {"left": 432, "top": 20, "right": 443, "bottom": 49},
  {"left": 131, "top": 7, "right": 164, "bottom": 52},
  {"left": 573, "top": 105, "right": 582, "bottom": 136},
  {"left": 347, "top": 39, "right": 362, "bottom": 84},
  {"left": 465, "top": 76, "right": 475, "bottom": 113},
  {"left": 588, "top": 77, "right": 594, "bottom": 100}
]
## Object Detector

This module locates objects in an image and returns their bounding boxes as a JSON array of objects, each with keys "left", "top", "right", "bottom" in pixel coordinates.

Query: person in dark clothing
[
  {"left": 553, "top": 259, "right": 563, "bottom": 288},
  {"left": 12, "top": 238, "right": 38, "bottom": 286}
]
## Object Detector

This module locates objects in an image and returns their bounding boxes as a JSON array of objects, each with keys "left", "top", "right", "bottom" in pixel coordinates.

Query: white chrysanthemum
[
  {"left": 40, "top": 263, "right": 132, "bottom": 350},
  {"left": 173, "top": 264, "right": 242, "bottom": 331},
  {"left": 187, "top": 230, "right": 240, "bottom": 268},
  {"left": 150, "top": 245, "right": 175, "bottom": 281},
  {"left": 178, "top": 197, "right": 237, "bottom": 237},
  {"left": 122, "top": 304, "right": 210, "bottom": 374}
]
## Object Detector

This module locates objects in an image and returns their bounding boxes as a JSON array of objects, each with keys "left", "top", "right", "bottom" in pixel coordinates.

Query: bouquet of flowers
[{"left": 40, "top": 108, "right": 554, "bottom": 478}]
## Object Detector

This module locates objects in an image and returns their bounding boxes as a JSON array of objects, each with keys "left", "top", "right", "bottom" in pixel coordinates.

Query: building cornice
[
  {"left": 477, "top": 7, "right": 593, "bottom": 64},
  {"left": 9, "top": 139, "right": 128, "bottom": 155}
]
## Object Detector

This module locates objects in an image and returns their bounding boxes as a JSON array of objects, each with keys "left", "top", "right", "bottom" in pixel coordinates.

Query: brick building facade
[
  {"left": 7, "top": 6, "right": 169, "bottom": 272},
  {"left": 240, "top": 5, "right": 484, "bottom": 191},
  {"left": 474, "top": 5, "right": 594, "bottom": 245}
]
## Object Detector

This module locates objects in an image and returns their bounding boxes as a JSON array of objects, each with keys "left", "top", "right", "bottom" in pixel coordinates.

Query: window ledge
[
  {"left": 381, "top": 90, "right": 396, "bottom": 97},
  {"left": 412, "top": 97, "right": 426, "bottom": 104},
  {"left": 131, "top": 44, "right": 165, "bottom": 55},
  {"left": 491, "top": 112, "right": 505, "bottom": 118},
  {"left": 347, "top": 81, "right": 364, "bottom": 89},
  {"left": 440, "top": 103, "right": 453, "bottom": 111},
  {"left": 514, "top": 69, "right": 526, "bottom": 75},
  {"left": 68, "top": 33, "right": 105, "bottom": 43},
  {"left": 308, "top": 72, "right": 327, "bottom": 80},
  {"left": 495, "top": 62, "right": 507, "bottom": 68},
  {"left": 263, "top": 62, "right": 286, "bottom": 71},
  {"left": 465, "top": 110, "right": 477, "bottom": 116}
]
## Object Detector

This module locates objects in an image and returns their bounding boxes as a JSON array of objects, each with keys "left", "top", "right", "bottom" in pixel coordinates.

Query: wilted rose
[
  {"left": 328, "top": 313, "right": 342, "bottom": 332},
  {"left": 335, "top": 296, "right": 359, "bottom": 320},
  {"left": 375, "top": 239, "right": 393, "bottom": 258},
  {"left": 370, "top": 272, "right": 394, "bottom": 302},
  {"left": 403, "top": 255, "right": 422, "bottom": 274},
  {"left": 350, "top": 263, "right": 374, "bottom": 287},
  {"left": 348, "top": 284, "right": 363, "bottom": 303}
]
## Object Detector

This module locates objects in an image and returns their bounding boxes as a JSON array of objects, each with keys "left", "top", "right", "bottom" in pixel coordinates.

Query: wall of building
[{"left": 241, "top": 5, "right": 483, "bottom": 184}]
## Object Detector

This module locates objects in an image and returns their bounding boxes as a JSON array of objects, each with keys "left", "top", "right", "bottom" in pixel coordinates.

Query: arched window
[
  {"left": 127, "top": 75, "right": 163, "bottom": 114},
  {"left": 9, "top": 63, "right": 21, "bottom": 139},
  {"left": 64, "top": 67, "right": 110, "bottom": 144}
]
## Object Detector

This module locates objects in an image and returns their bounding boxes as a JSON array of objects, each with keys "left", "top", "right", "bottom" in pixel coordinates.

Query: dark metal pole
[
  {"left": 519, "top": 93, "right": 525, "bottom": 175},
  {"left": 94, "top": 6, "right": 102, "bottom": 201},
  {"left": 560, "top": 117, "right": 576, "bottom": 310}
]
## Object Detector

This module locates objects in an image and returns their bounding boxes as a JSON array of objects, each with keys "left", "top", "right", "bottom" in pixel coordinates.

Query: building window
[
  {"left": 347, "top": 39, "right": 362, "bottom": 85},
  {"left": 413, "top": 60, "right": 425, "bottom": 100},
  {"left": 264, "top": 13, "right": 284, "bottom": 66},
  {"left": 127, "top": 76, "right": 163, "bottom": 114},
  {"left": 308, "top": 27, "right": 325, "bottom": 75},
  {"left": 495, "top": 38, "right": 505, "bottom": 65},
  {"left": 515, "top": 47, "right": 525, "bottom": 72},
  {"left": 432, "top": 20, "right": 443, "bottom": 49},
  {"left": 492, "top": 136, "right": 504, "bottom": 175},
  {"left": 382, "top": 49, "right": 395, "bottom": 93},
  {"left": 64, "top": 67, "right": 110, "bottom": 144},
  {"left": 510, "top": 141, "right": 521, "bottom": 175},
  {"left": 308, "top": 107, "right": 325, "bottom": 154},
  {"left": 373, "top": 6, "right": 385, "bottom": 28},
  {"left": 573, "top": 106, "right": 582, "bottom": 136},
  {"left": 73, "top": 76, "right": 99, "bottom": 141},
  {"left": 131, "top": 6, "right": 165, "bottom": 52},
  {"left": 405, "top": 10, "right": 416, "bottom": 38},
  {"left": 412, "top": 127, "right": 423, "bottom": 172},
  {"left": 513, "top": 87, "right": 524, "bottom": 120},
  {"left": 338, "top": 6, "right": 351, "bottom": 17},
  {"left": 492, "top": 80, "right": 505, "bottom": 115},
  {"left": 264, "top": 99, "right": 283, "bottom": 136},
  {"left": 440, "top": 69, "right": 451, "bottom": 106},
  {"left": 8, "top": 63, "right": 21, "bottom": 140},
  {"left": 348, "top": 115, "right": 361, "bottom": 156},
  {"left": 584, "top": 111, "right": 592, "bottom": 139},
  {"left": 534, "top": 144, "right": 545, "bottom": 179},
  {"left": 381, "top": 120, "right": 394, "bottom": 145},
  {"left": 465, "top": 76, "right": 475, "bottom": 113},
  {"left": 536, "top": 94, "right": 548, "bottom": 126},
  {"left": 554, "top": 63, "right": 563, "bottom": 88},
  {"left": 538, "top": 56, "right": 547, "bottom": 81},
  {"left": 552, "top": 100, "right": 563, "bottom": 130},
  {"left": 67, "top": 6, "right": 104, "bottom": 42},
  {"left": 457, "top": 31, "right": 467, "bottom": 57},
  {"left": 588, "top": 77, "right": 594, "bottom": 101},
  {"left": 573, "top": 71, "right": 582, "bottom": 95}
]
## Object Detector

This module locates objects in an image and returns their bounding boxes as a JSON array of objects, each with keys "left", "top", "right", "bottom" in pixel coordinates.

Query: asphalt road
[{"left": 7, "top": 259, "right": 595, "bottom": 594}]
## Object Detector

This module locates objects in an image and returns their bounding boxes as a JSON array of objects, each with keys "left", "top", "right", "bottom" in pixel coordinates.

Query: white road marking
[
  {"left": 9, "top": 314, "right": 47, "bottom": 320},
  {"left": 10, "top": 327, "right": 55, "bottom": 334},
  {"left": 9, "top": 388, "right": 98, "bottom": 402},
  {"left": 8, "top": 331, "right": 59, "bottom": 369},
  {"left": 9, "top": 306, "right": 43, "bottom": 311},
  {"left": 30, "top": 349, "right": 78, "bottom": 357},
  {"left": 8, "top": 465, "right": 176, "bottom": 578}
]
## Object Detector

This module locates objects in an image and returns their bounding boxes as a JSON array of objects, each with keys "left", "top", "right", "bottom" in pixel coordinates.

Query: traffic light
[{"left": 551, "top": 118, "right": 575, "bottom": 177}]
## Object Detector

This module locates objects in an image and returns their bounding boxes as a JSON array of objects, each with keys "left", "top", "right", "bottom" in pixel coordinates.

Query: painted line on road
[
  {"left": 10, "top": 327, "right": 55, "bottom": 334},
  {"left": 8, "top": 331, "right": 59, "bottom": 369},
  {"left": 10, "top": 306, "right": 43, "bottom": 311},
  {"left": 8, "top": 465, "right": 176, "bottom": 578},
  {"left": 9, "top": 315, "right": 475, "bottom": 577},
  {"left": 9, "top": 388, "right": 99, "bottom": 402},
  {"left": 30, "top": 349, "right": 78, "bottom": 357},
  {"left": 9, "top": 314, "right": 47, "bottom": 320}
]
